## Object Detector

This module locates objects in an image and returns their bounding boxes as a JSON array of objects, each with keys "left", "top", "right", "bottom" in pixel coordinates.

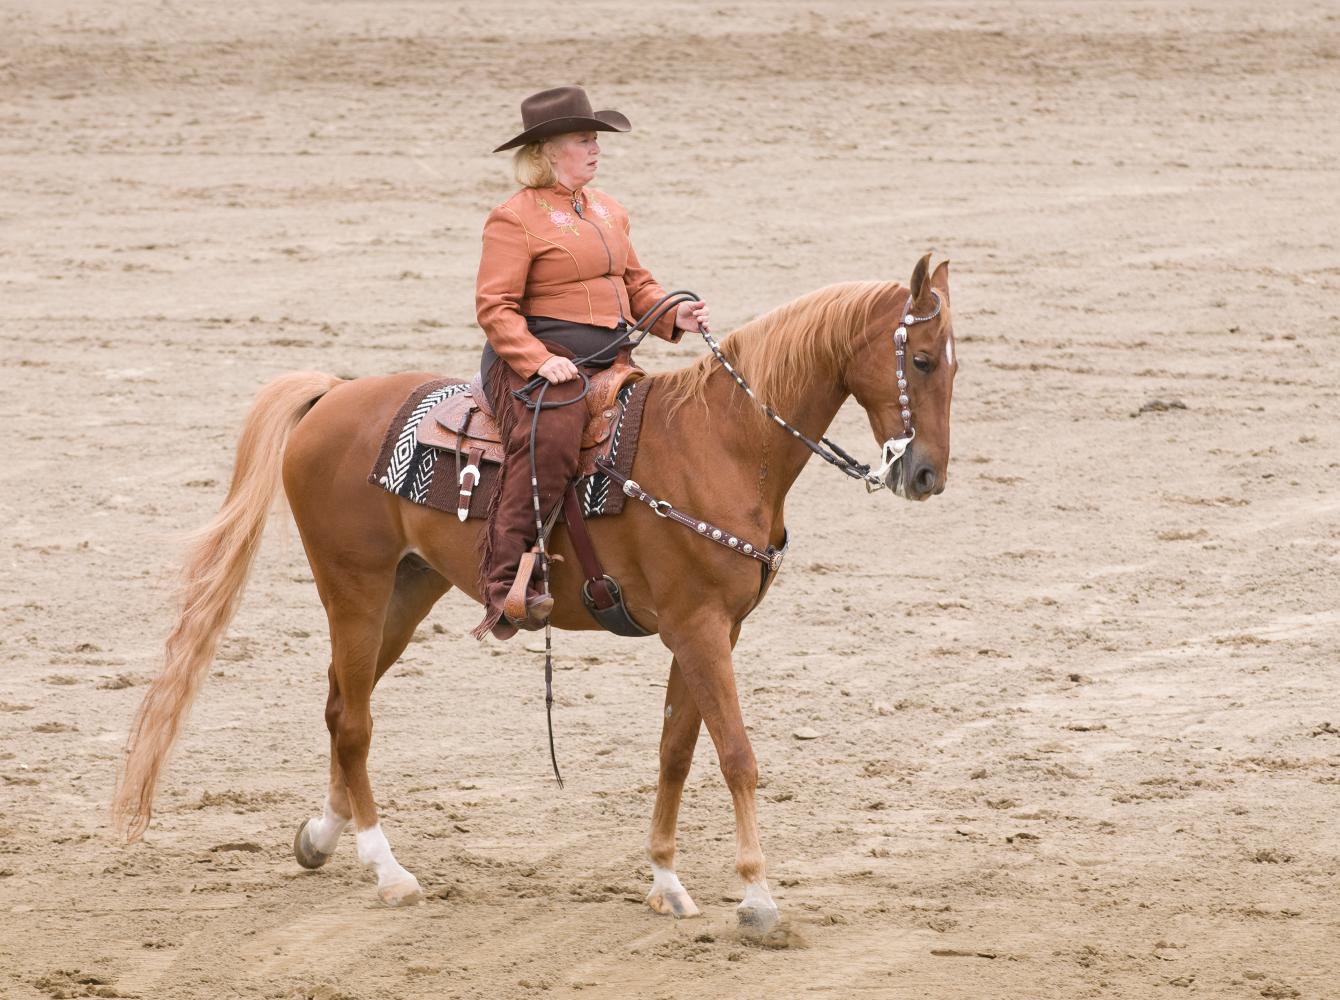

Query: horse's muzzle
[
  {"left": 889, "top": 460, "right": 943, "bottom": 500},
  {"left": 911, "top": 464, "right": 941, "bottom": 498}
]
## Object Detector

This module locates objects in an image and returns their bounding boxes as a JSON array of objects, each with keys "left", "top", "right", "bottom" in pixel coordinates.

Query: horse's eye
[{"left": 913, "top": 354, "right": 932, "bottom": 373}]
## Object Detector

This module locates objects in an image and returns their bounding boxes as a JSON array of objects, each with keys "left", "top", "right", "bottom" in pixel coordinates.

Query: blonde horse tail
[{"left": 113, "top": 371, "right": 343, "bottom": 842}]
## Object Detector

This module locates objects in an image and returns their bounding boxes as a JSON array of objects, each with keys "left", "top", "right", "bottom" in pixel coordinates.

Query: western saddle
[{"left": 415, "top": 351, "right": 646, "bottom": 522}]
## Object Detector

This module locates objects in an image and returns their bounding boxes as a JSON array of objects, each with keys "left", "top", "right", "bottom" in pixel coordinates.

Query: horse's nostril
[{"left": 914, "top": 466, "right": 936, "bottom": 495}]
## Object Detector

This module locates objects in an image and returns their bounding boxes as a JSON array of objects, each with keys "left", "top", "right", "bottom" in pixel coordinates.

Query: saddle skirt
[{"left": 415, "top": 355, "right": 645, "bottom": 477}]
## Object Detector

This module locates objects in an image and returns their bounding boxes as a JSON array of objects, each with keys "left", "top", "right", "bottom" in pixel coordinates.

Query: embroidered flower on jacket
[
  {"left": 537, "top": 196, "right": 581, "bottom": 236},
  {"left": 588, "top": 198, "right": 613, "bottom": 227}
]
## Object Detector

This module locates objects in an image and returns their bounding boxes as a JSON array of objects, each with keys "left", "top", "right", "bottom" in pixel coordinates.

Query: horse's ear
[
  {"left": 931, "top": 259, "right": 950, "bottom": 303},
  {"left": 909, "top": 252, "right": 934, "bottom": 307}
]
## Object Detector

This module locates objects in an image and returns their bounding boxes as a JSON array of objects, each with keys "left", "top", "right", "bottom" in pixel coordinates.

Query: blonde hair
[{"left": 513, "top": 140, "right": 556, "bottom": 188}]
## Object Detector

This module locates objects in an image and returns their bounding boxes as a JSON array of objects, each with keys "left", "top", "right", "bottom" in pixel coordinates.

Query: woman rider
[{"left": 473, "top": 85, "right": 709, "bottom": 640}]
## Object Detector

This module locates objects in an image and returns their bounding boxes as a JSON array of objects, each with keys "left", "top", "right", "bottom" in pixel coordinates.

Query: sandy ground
[{"left": 2, "top": 1, "right": 1339, "bottom": 997}]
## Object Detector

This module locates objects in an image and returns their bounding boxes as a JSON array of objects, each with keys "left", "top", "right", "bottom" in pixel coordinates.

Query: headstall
[{"left": 697, "top": 287, "right": 942, "bottom": 495}]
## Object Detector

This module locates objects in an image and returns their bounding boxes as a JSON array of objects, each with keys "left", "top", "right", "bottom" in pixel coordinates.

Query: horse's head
[{"left": 847, "top": 254, "right": 957, "bottom": 500}]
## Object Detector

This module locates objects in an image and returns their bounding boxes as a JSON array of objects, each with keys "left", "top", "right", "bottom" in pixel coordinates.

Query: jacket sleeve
[
  {"left": 622, "top": 219, "right": 682, "bottom": 344},
  {"left": 475, "top": 205, "right": 552, "bottom": 378}
]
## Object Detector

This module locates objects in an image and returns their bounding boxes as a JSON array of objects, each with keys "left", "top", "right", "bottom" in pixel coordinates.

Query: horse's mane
[{"left": 656, "top": 280, "right": 900, "bottom": 420}]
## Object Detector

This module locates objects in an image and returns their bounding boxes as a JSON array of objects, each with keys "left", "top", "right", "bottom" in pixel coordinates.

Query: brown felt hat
[{"left": 493, "top": 85, "right": 631, "bottom": 153}]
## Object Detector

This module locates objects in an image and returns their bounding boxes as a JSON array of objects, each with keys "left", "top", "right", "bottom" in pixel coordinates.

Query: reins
[
  {"left": 508, "top": 293, "right": 688, "bottom": 788},
  {"left": 510, "top": 285, "right": 941, "bottom": 787}
]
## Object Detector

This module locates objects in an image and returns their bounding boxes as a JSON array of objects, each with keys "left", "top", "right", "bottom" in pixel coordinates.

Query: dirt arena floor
[{"left": 3, "top": 1, "right": 1338, "bottom": 997}]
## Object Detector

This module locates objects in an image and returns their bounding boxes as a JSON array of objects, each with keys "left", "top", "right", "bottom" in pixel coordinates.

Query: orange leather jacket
[{"left": 475, "top": 181, "right": 682, "bottom": 377}]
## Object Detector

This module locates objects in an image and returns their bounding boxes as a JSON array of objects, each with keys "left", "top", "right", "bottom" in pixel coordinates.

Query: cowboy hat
[{"left": 493, "top": 85, "right": 630, "bottom": 153}]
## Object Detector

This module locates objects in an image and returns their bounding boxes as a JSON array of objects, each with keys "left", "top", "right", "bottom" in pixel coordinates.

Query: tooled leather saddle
[{"left": 415, "top": 351, "right": 645, "bottom": 521}]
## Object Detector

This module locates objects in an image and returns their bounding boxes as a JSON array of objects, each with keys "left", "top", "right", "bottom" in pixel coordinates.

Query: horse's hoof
[
  {"left": 293, "top": 818, "right": 332, "bottom": 870},
  {"left": 377, "top": 876, "right": 424, "bottom": 907},
  {"left": 647, "top": 886, "right": 701, "bottom": 918},
  {"left": 736, "top": 901, "right": 781, "bottom": 936}
]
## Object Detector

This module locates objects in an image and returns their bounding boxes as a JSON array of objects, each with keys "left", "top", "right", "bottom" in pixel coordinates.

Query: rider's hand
[
  {"left": 537, "top": 355, "right": 579, "bottom": 384},
  {"left": 675, "top": 300, "right": 710, "bottom": 333}
]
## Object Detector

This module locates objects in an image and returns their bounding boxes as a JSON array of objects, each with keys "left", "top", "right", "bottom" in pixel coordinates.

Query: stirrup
[
  {"left": 506, "top": 592, "right": 554, "bottom": 630},
  {"left": 502, "top": 550, "right": 554, "bottom": 628}
]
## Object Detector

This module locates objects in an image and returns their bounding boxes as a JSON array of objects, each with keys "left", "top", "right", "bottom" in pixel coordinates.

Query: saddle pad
[{"left": 368, "top": 377, "right": 649, "bottom": 520}]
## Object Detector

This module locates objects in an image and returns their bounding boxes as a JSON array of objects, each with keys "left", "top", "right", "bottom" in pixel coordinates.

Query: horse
[{"left": 113, "top": 254, "right": 957, "bottom": 934}]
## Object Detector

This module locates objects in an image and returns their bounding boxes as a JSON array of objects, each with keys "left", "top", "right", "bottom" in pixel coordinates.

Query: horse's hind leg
[
  {"left": 294, "top": 555, "right": 448, "bottom": 905},
  {"left": 292, "top": 670, "right": 354, "bottom": 870},
  {"left": 292, "top": 684, "right": 354, "bottom": 871},
  {"left": 646, "top": 657, "right": 704, "bottom": 918},
  {"left": 369, "top": 554, "right": 451, "bottom": 682},
  {"left": 295, "top": 556, "right": 450, "bottom": 870}
]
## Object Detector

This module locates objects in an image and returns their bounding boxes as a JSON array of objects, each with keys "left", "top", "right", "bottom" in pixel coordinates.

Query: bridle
[
  {"left": 696, "top": 286, "right": 943, "bottom": 494},
  {"left": 871, "top": 287, "right": 942, "bottom": 494}
]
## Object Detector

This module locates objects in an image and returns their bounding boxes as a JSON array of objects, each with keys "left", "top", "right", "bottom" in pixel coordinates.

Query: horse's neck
[{"left": 700, "top": 361, "right": 849, "bottom": 513}]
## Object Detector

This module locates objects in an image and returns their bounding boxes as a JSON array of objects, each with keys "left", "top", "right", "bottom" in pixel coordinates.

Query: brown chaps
[{"left": 472, "top": 345, "right": 591, "bottom": 640}]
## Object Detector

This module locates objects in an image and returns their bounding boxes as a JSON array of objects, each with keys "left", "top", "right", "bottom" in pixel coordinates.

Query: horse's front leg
[
  {"left": 646, "top": 657, "right": 704, "bottom": 918},
  {"left": 660, "top": 616, "right": 779, "bottom": 934}
]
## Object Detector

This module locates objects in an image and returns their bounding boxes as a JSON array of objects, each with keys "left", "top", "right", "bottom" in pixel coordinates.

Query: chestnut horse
[{"left": 114, "top": 255, "right": 957, "bottom": 934}]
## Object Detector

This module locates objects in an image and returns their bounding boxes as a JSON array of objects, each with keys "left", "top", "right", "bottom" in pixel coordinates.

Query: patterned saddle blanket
[{"left": 368, "top": 376, "right": 650, "bottom": 519}]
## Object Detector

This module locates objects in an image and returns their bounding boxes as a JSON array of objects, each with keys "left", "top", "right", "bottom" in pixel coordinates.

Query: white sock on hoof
[
  {"left": 650, "top": 863, "right": 689, "bottom": 897},
  {"left": 308, "top": 797, "right": 349, "bottom": 855},
  {"left": 740, "top": 880, "right": 776, "bottom": 911},
  {"left": 356, "top": 824, "right": 415, "bottom": 888}
]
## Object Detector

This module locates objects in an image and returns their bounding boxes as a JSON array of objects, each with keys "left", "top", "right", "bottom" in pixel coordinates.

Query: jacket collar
[{"left": 547, "top": 180, "right": 584, "bottom": 201}]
